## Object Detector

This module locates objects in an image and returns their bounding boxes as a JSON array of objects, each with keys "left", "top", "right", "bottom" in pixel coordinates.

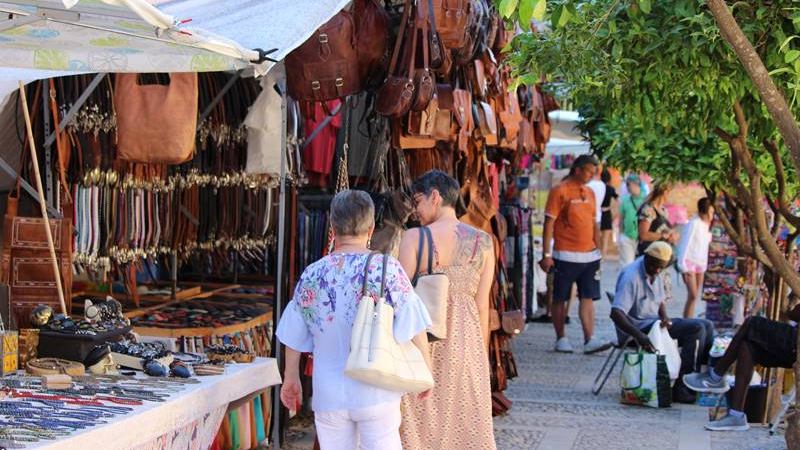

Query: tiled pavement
[
  {"left": 283, "top": 260, "right": 788, "bottom": 449},
  {"left": 494, "top": 260, "right": 787, "bottom": 450}
]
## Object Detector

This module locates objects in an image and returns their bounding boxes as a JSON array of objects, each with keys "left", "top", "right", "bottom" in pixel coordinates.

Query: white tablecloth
[{"left": 31, "top": 358, "right": 281, "bottom": 450}]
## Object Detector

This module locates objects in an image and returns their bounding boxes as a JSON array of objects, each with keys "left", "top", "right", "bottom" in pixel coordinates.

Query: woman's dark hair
[
  {"left": 697, "top": 197, "right": 713, "bottom": 215},
  {"left": 601, "top": 168, "right": 611, "bottom": 184},
  {"left": 412, "top": 170, "right": 461, "bottom": 208}
]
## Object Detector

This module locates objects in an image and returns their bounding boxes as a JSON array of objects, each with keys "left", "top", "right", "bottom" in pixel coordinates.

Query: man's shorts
[
  {"left": 552, "top": 259, "right": 601, "bottom": 302},
  {"left": 746, "top": 316, "right": 797, "bottom": 368}
]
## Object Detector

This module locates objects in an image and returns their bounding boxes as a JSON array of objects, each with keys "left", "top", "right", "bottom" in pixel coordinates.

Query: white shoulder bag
[
  {"left": 411, "top": 227, "right": 449, "bottom": 340},
  {"left": 345, "top": 253, "right": 434, "bottom": 393}
]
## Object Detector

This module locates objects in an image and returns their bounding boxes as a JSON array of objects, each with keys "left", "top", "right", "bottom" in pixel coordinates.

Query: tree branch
[
  {"left": 714, "top": 194, "right": 772, "bottom": 268},
  {"left": 706, "top": 0, "right": 800, "bottom": 179},
  {"left": 714, "top": 126, "right": 735, "bottom": 144},
  {"left": 763, "top": 139, "right": 800, "bottom": 230},
  {"left": 726, "top": 135, "right": 800, "bottom": 294},
  {"left": 732, "top": 100, "right": 749, "bottom": 140}
]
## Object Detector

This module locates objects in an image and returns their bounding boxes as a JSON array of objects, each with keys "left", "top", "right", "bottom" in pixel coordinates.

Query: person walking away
[
  {"left": 618, "top": 175, "right": 645, "bottom": 267},
  {"left": 277, "top": 190, "right": 433, "bottom": 450},
  {"left": 399, "top": 170, "right": 497, "bottom": 450},
  {"left": 540, "top": 155, "right": 612, "bottom": 354},
  {"left": 676, "top": 198, "right": 714, "bottom": 318},
  {"left": 637, "top": 182, "right": 679, "bottom": 255},
  {"left": 610, "top": 242, "right": 715, "bottom": 403},
  {"left": 599, "top": 168, "right": 619, "bottom": 259}
]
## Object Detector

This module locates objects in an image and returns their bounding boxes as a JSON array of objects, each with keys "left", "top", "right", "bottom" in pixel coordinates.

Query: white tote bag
[
  {"left": 411, "top": 226, "right": 448, "bottom": 341},
  {"left": 345, "top": 253, "right": 434, "bottom": 393},
  {"left": 648, "top": 320, "right": 681, "bottom": 381}
]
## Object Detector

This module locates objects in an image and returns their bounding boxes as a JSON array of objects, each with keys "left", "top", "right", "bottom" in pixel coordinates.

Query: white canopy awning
[
  {"left": 0, "top": 0, "right": 352, "bottom": 99},
  {"left": 0, "top": 0, "right": 259, "bottom": 73}
]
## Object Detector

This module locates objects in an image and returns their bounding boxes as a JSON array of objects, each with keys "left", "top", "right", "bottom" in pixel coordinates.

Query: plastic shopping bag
[
  {"left": 620, "top": 351, "right": 672, "bottom": 408},
  {"left": 648, "top": 320, "right": 681, "bottom": 381}
]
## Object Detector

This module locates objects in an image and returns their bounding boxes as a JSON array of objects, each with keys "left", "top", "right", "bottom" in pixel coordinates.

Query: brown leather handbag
[
  {"left": 459, "top": 144, "right": 496, "bottom": 234},
  {"left": 115, "top": 73, "right": 198, "bottom": 164},
  {"left": 286, "top": 10, "right": 362, "bottom": 102},
  {"left": 354, "top": 0, "right": 390, "bottom": 88},
  {"left": 498, "top": 86, "right": 522, "bottom": 150},
  {"left": 2, "top": 187, "right": 73, "bottom": 329},
  {"left": 432, "top": 84, "right": 457, "bottom": 141},
  {"left": 407, "top": 95, "right": 439, "bottom": 138},
  {"left": 453, "top": 88, "right": 474, "bottom": 154},
  {"left": 393, "top": 117, "right": 436, "bottom": 149},
  {"left": 432, "top": 0, "right": 473, "bottom": 50},
  {"left": 376, "top": 0, "right": 416, "bottom": 117},
  {"left": 411, "top": 6, "right": 435, "bottom": 112}
]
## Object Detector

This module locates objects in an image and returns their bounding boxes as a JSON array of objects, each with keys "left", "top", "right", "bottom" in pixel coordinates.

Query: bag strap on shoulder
[
  {"left": 379, "top": 253, "right": 390, "bottom": 298},
  {"left": 360, "top": 251, "right": 381, "bottom": 297},
  {"left": 412, "top": 226, "right": 436, "bottom": 286}
]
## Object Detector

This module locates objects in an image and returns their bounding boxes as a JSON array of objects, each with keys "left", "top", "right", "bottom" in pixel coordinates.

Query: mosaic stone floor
[{"left": 283, "top": 260, "right": 789, "bottom": 450}]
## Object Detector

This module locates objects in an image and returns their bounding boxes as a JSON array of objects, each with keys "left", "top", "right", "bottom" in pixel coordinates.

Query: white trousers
[
  {"left": 314, "top": 401, "right": 402, "bottom": 450},
  {"left": 618, "top": 234, "right": 637, "bottom": 268}
]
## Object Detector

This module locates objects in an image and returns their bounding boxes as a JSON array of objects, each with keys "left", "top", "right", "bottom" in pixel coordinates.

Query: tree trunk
[{"left": 706, "top": 0, "right": 800, "bottom": 177}]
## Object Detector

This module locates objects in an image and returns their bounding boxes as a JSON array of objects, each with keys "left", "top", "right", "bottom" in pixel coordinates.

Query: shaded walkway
[{"left": 494, "top": 260, "right": 786, "bottom": 450}]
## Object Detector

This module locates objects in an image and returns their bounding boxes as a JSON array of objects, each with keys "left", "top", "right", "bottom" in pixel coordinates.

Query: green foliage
[
  {"left": 505, "top": 0, "right": 799, "bottom": 199},
  {"left": 493, "top": 0, "right": 550, "bottom": 29}
]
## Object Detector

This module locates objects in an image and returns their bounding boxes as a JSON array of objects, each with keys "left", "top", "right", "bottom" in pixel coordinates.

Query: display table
[{"left": 29, "top": 358, "right": 281, "bottom": 450}]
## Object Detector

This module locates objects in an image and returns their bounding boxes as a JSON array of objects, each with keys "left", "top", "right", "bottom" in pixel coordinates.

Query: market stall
[
  {"left": 22, "top": 358, "right": 280, "bottom": 450},
  {"left": 0, "top": 1, "right": 366, "bottom": 448}
]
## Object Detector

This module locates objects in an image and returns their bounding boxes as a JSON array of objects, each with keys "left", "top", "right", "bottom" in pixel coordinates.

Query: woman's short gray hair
[{"left": 330, "top": 190, "right": 375, "bottom": 237}]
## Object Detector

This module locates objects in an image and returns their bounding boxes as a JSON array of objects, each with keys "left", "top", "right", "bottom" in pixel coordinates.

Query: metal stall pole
[{"left": 271, "top": 71, "right": 288, "bottom": 450}]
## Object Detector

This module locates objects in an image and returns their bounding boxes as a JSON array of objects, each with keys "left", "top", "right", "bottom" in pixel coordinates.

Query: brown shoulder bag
[
  {"left": 285, "top": 10, "right": 362, "bottom": 102},
  {"left": 115, "top": 73, "right": 198, "bottom": 165}
]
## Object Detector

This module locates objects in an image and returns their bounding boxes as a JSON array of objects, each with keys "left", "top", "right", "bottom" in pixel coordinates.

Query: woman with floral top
[{"left": 276, "top": 189, "right": 433, "bottom": 450}]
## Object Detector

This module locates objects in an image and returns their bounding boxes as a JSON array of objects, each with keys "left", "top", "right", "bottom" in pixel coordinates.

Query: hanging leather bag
[
  {"left": 498, "top": 79, "right": 522, "bottom": 150},
  {"left": 354, "top": 0, "right": 390, "bottom": 88},
  {"left": 411, "top": 226, "right": 449, "bottom": 341},
  {"left": 411, "top": 1, "right": 435, "bottom": 112},
  {"left": 432, "top": 84, "right": 457, "bottom": 141},
  {"left": 432, "top": 0, "right": 473, "bottom": 50},
  {"left": 424, "top": 0, "right": 446, "bottom": 71},
  {"left": 453, "top": 86, "right": 474, "bottom": 154},
  {"left": 376, "top": 0, "right": 416, "bottom": 117},
  {"left": 115, "top": 73, "right": 198, "bottom": 164},
  {"left": 2, "top": 85, "right": 73, "bottom": 329},
  {"left": 345, "top": 253, "right": 434, "bottom": 393},
  {"left": 286, "top": 10, "right": 361, "bottom": 102}
]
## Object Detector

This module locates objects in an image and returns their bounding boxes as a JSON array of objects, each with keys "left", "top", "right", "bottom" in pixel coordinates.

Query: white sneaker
[
  {"left": 583, "top": 337, "right": 613, "bottom": 354},
  {"left": 705, "top": 413, "right": 749, "bottom": 431},
  {"left": 555, "top": 337, "right": 574, "bottom": 353}
]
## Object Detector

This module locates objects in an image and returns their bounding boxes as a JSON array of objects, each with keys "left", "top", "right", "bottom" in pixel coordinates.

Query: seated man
[
  {"left": 610, "top": 241, "right": 715, "bottom": 403},
  {"left": 683, "top": 293, "right": 800, "bottom": 432}
]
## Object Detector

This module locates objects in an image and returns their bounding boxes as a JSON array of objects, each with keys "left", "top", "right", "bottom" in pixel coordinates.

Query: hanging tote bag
[
  {"left": 114, "top": 73, "right": 198, "bottom": 164},
  {"left": 345, "top": 253, "right": 434, "bottom": 393},
  {"left": 411, "top": 227, "right": 449, "bottom": 341},
  {"left": 620, "top": 350, "right": 672, "bottom": 408}
]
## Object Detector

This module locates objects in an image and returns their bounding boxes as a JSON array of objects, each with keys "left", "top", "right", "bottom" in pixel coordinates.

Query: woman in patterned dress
[
  {"left": 277, "top": 190, "right": 433, "bottom": 450},
  {"left": 398, "top": 170, "right": 497, "bottom": 450}
]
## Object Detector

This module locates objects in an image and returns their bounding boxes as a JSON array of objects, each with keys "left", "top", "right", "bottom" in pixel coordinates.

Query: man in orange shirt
[{"left": 540, "top": 155, "right": 612, "bottom": 354}]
